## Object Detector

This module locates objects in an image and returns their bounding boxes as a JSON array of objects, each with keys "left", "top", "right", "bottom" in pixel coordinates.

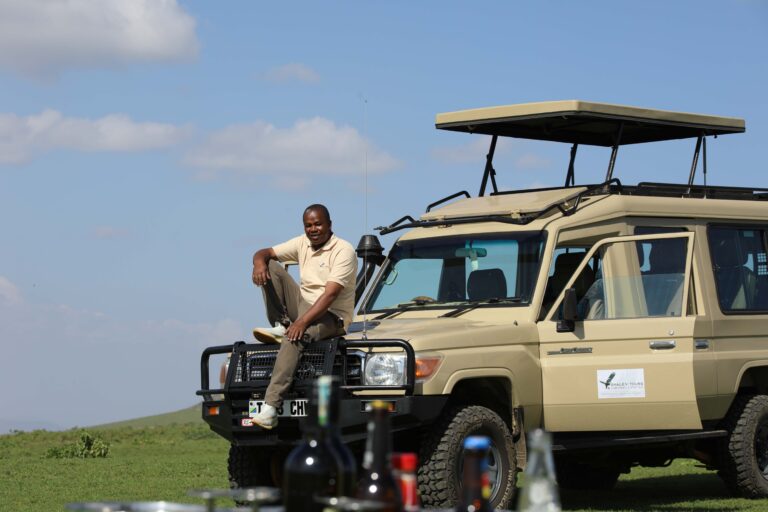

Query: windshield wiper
[
  {"left": 439, "top": 297, "right": 522, "bottom": 318},
  {"left": 372, "top": 298, "right": 451, "bottom": 320}
]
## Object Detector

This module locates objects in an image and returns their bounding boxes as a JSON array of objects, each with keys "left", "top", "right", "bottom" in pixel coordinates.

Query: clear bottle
[
  {"left": 392, "top": 453, "right": 420, "bottom": 512},
  {"left": 455, "top": 436, "right": 493, "bottom": 512},
  {"left": 283, "top": 377, "right": 345, "bottom": 512},
  {"left": 355, "top": 400, "right": 403, "bottom": 512},
  {"left": 325, "top": 375, "right": 358, "bottom": 496},
  {"left": 518, "top": 429, "right": 561, "bottom": 512}
]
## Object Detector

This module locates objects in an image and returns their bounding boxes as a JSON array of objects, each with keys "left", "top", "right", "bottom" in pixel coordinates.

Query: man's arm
[
  {"left": 252, "top": 247, "right": 277, "bottom": 286},
  {"left": 285, "top": 281, "right": 344, "bottom": 341}
]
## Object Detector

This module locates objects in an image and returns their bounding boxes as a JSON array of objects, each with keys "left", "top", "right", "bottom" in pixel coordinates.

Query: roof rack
[
  {"left": 435, "top": 100, "right": 746, "bottom": 196},
  {"left": 375, "top": 180, "right": 768, "bottom": 236}
]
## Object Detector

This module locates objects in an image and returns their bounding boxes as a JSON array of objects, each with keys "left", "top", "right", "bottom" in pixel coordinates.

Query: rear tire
[
  {"left": 719, "top": 394, "right": 768, "bottom": 498},
  {"left": 418, "top": 405, "right": 518, "bottom": 509},
  {"left": 556, "top": 459, "right": 620, "bottom": 490}
]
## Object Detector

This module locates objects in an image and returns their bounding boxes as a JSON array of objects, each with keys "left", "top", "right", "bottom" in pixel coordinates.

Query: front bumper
[
  {"left": 201, "top": 394, "right": 449, "bottom": 446},
  {"left": 197, "top": 338, "right": 446, "bottom": 446}
]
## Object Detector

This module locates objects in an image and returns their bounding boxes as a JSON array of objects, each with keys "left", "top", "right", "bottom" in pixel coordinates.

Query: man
[{"left": 250, "top": 204, "right": 357, "bottom": 428}]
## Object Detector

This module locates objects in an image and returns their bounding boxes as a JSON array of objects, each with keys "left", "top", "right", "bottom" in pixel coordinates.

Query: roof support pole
[
  {"left": 604, "top": 122, "right": 624, "bottom": 182},
  {"left": 703, "top": 136, "right": 708, "bottom": 192},
  {"left": 564, "top": 143, "right": 578, "bottom": 187},
  {"left": 479, "top": 135, "right": 499, "bottom": 197},
  {"left": 687, "top": 133, "right": 704, "bottom": 188}
]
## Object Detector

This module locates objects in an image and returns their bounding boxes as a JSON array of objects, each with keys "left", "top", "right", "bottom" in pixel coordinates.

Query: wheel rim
[
  {"left": 458, "top": 435, "right": 505, "bottom": 503},
  {"left": 756, "top": 416, "right": 768, "bottom": 479}
]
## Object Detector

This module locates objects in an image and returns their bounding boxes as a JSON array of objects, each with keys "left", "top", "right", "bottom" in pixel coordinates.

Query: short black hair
[{"left": 304, "top": 203, "right": 331, "bottom": 222}]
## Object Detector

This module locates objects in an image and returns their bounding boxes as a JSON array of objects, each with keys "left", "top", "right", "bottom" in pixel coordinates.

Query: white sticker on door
[{"left": 597, "top": 368, "right": 646, "bottom": 399}]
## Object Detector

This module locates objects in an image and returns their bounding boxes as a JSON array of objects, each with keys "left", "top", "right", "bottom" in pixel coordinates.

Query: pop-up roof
[{"left": 435, "top": 100, "right": 744, "bottom": 146}]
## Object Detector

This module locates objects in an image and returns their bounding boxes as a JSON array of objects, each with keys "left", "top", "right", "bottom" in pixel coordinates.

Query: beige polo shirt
[{"left": 272, "top": 233, "right": 358, "bottom": 328}]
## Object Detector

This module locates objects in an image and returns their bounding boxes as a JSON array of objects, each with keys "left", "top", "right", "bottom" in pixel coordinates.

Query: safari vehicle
[{"left": 198, "top": 100, "right": 768, "bottom": 507}]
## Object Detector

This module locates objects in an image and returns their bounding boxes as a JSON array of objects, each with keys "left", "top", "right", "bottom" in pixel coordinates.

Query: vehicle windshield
[{"left": 363, "top": 232, "right": 546, "bottom": 312}]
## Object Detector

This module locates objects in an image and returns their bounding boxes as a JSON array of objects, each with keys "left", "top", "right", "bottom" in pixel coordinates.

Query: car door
[{"left": 537, "top": 232, "right": 701, "bottom": 431}]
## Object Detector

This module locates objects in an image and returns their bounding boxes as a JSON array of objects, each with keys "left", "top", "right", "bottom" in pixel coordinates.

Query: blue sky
[{"left": 1, "top": 0, "right": 767, "bottom": 431}]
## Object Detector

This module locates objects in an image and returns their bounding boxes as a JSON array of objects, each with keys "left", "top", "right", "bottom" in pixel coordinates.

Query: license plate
[{"left": 249, "top": 399, "right": 308, "bottom": 418}]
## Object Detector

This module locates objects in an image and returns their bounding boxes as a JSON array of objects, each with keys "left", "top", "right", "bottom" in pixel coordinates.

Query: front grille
[{"left": 230, "top": 340, "right": 363, "bottom": 388}]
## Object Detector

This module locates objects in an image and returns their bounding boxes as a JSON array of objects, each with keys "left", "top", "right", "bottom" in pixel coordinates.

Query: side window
[
  {"left": 541, "top": 247, "right": 588, "bottom": 319},
  {"left": 569, "top": 236, "right": 689, "bottom": 320},
  {"left": 708, "top": 226, "right": 768, "bottom": 312}
]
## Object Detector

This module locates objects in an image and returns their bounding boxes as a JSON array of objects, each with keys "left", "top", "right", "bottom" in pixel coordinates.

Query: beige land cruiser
[{"left": 199, "top": 101, "right": 768, "bottom": 509}]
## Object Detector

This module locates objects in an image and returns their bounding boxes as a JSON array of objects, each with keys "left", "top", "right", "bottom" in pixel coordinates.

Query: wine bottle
[
  {"left": 283, "top": 377, "right": 344, "bottom": 512},
  {"left": 518, "top": 429, "right": 561, "bottom": 512},
  {"left": 355, "top": 400, "right": 403, "bottom": 512},
  {"left": 455, "top": 436, "right": 492, "bottom": 512},
  {"left": 325, "top": 375, "right": 357, "bottom": 496}
]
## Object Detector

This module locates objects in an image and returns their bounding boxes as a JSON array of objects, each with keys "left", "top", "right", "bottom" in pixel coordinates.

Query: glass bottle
[
  {"left": 455, "top": 436, "right": 493, "bottom": 512},
  {"left": 326, "top": 375, "right": 358, "bottom": 496},
  {"left": 391, "top": 452, "right": 420, "bottom": 512},
  {"left": 283, "top": 377, "right": 345, "bottom": 512},
  {"left": 518, "top": 429, "right": 561, "bottom": 512},
  {"left": 355, "top": 400, "right": 403, "bottom": 512}
]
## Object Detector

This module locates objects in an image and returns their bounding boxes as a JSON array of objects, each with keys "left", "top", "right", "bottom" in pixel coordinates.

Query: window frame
[
  {"left": 707, "top": 223, "right": 768, "bottom": 315},
  {"left": 546, "top": 231, "right": 695, "bottom": 322}
]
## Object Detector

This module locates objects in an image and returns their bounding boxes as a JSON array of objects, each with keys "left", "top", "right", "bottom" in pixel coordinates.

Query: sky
[{"left": 1, "top": 0, "right": 767, "bottom": 431}]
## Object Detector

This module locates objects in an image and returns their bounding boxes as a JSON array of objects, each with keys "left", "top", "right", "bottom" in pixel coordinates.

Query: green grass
[{"left": 2, "top": 424, "right": 768, "bottom": 511}]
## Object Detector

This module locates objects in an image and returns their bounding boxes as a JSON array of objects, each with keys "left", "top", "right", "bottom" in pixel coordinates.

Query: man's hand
[
  {"left": 285, "top": 319, "right": 308, "bottom": 342},
  {"left": 252, "top": 248, "right": 277, "bottom": 286},
  {"left": 287, "top": 282, "right": 344, "bottom": 342}
]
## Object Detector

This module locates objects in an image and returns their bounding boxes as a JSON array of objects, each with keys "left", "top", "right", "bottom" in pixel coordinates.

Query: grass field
[{"left": 2, "top": 419, "right": 767, "bottom": 511}]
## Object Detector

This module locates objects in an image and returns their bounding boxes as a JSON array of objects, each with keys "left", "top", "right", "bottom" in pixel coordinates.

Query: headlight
[{"left": 364, "top": 353, "right": 406, "bottom": 386}]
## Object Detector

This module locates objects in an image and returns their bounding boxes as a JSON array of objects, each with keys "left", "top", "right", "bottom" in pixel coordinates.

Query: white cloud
[
  {"left": 259, "top": 63, "right": 320, "bottom": 84},
  {"left": 185, "top": 117, "right": 400, "bottom": 176},
  {"left": 0, "top": 276, "right": 21, "bottom": 305},
  {"left": 0, "top": 0, "right": 198, "bottom": 79},
  {"left": 0, "top": 110, "right": 190, "bottom": 164},
  {"left": 432, "top": 137, "right": 514, "bottom": 164}
]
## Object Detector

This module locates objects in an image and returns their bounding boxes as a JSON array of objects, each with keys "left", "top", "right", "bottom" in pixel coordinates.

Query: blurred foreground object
[{"left": 518, "top": 429, "right": 561, "bottom": 512}]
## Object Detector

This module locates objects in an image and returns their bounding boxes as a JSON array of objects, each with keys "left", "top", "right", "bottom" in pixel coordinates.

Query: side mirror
[{"left": 557, "top": 288, "right": 578, "bottom": 333}]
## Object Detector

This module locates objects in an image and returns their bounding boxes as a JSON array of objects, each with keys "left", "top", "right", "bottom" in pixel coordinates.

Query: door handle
[
  {"left": 695, "top": 339, "right": 710, "bottom": 350},
  {"left": 650, "top": 340, "right": 676, "bottom": 350},
  {"left": 546, "top": 347, "right": 593, "bottom": 355}
]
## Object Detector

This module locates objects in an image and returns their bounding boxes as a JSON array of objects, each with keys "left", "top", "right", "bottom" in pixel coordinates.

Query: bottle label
[{"left": 318, "top": 376, "right": 330, "bottom": 427}]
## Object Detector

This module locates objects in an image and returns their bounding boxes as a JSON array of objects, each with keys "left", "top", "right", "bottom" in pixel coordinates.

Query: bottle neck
[{"left": 363, "top": 408, "right": 391, "bottom": 473}]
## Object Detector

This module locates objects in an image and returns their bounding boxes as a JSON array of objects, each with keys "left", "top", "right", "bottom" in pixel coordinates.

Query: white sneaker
[
  {"left": 252, "top": 404, "right": 278, "bottom": 429},
  {"left": 253, "top": 322, "right": 287, "bottom": 344}
]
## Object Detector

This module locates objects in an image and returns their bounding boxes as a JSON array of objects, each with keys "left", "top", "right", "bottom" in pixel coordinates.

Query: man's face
[{"left": 303, "top": 209, "right": 332, "bottom": 249}]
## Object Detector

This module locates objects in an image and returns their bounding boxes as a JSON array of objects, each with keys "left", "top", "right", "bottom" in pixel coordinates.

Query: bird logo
[{"left": 600, "top": 372, "right": 616, "bottom": 389}]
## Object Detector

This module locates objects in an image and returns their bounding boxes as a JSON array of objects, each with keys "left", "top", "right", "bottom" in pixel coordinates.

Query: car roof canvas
[{"left": 435, "top": 100, "right": 745, "bottom": 146}]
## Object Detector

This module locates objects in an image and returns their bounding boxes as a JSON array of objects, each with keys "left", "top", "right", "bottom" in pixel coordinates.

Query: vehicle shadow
[{"left": 558, "top": 473, "right": 748, "bottom": 511}]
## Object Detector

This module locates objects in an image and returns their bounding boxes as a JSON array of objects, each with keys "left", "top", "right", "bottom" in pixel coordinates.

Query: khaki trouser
[{"left": 263, "top": 260, "right": 345, "bottom": 406}]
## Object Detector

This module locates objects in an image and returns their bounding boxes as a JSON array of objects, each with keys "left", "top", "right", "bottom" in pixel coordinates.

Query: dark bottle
[
  {"left": 355, "top": 400, "right": 403, "bottom": 512},
  {"left": 325, "top": 375, "right": 358, "bottom": 496},
  {"left": 283, "top": 376, "right": 345, "bottom": 512},
  {"left": 455, "top": 436, "right": 493, "bottom": 512}
]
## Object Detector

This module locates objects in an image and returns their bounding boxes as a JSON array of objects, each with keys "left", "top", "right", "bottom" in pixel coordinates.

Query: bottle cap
[
  {"left": 392, "top": 452, "right": 418, "bottom": 471},
  {"left": 463, "top": 435, "right": 491, "bottom": 451}
]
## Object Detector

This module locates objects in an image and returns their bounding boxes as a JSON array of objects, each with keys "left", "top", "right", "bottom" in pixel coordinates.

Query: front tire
[
  {"left": 228, "top": 445, "right": 274, "bottom": 488},
  {"left": 719, "top": 394, "right": 768, "bottom": 498},
  {"left": 418, "top": 405, "right": 518, "bottom": 509}
]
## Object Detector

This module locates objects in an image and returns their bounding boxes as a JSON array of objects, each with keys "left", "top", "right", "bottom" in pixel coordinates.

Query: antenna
[{"left": 360, "top": 93, "right": 369, "bottom": 340}]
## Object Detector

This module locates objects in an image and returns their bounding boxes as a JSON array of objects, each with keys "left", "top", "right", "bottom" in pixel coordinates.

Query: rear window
[{"left": 708, "top": 226, "right": 768, "bottom": 313}]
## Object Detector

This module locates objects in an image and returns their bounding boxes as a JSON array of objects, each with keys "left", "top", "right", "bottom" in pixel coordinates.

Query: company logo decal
[{"left": 597, "top": 368, "right": 645, "bottom": 399}]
